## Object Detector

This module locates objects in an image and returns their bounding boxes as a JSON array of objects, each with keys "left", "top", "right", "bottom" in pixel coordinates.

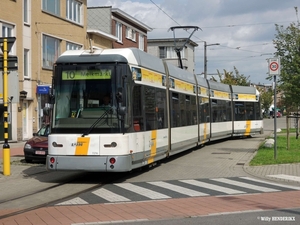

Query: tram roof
[
  {"left": 231, "top": 85, "right": 256, "bottom": 95},
  {"left": 55, "top": 49, "right": 129, "bottom": 64},
  {"left": 208, "top": 79, "right": 231, "bottom": 92}
]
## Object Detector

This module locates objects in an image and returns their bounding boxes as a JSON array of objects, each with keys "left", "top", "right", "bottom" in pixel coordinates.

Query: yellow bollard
[{"left": 3, "top": 145, "right": 10, "bottom": 176}]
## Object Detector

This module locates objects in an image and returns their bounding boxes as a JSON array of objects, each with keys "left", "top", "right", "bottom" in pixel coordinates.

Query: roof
[
  {"left": 148, "top": 38, "right": 198, "bottom": 47},
  {"left": 87, "top": 29, "right": 118, "bottom": 41},
  {"left": 111, "top": 8, "right": 152, "bottom": 32}
]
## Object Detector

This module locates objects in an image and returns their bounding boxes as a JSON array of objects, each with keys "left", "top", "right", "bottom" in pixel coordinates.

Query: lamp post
[{"left": 204, "top": 41, "right": 220, "bottom": 79}]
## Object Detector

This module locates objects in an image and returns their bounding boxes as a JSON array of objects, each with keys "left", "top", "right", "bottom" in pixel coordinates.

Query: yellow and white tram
[{"left": 46, "top": 48, "right": 263, "bottom": 172}]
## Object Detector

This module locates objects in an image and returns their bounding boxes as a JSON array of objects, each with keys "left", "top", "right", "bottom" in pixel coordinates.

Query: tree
[
  {"left": 258, "top": 87, "right": 273, "bottom": 117},
  {"left": 272, "top": 7, "right": 300, "bottom": 114},
  {"left": 214, "top": 66, "right": 250, "bottom": 86}
]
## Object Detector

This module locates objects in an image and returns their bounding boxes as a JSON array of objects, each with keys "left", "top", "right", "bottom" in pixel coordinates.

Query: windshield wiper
[{"left": 81, "top": 108, "right": 114, "bottom": 137}]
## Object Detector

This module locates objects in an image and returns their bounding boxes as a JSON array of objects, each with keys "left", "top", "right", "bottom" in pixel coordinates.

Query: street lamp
[{"left": 204, "top": 41, "right": 220, "bottom": 79}]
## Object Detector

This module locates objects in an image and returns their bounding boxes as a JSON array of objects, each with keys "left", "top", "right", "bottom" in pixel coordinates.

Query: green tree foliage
[
  {"left": 258, "top": 87, "right": 273, "bottom": 116},
  {"left": 272, "top": 7, "right": 300, "bottom": 113},
  {"left": 214, "top": 66, "right": 250, "bottom": 86}
]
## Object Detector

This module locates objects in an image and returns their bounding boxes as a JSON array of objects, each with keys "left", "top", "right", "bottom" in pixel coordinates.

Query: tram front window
[{"left": 52, "top": 65, "right": 123, "bottom": 131}]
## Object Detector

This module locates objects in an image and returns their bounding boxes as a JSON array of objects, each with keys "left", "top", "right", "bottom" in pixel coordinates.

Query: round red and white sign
[{"left": 270, "top": 61, "right": 279, "bottom": 72}]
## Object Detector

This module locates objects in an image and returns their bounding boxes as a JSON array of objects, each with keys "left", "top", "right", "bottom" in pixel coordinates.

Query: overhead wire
[{"left": 147, "top": 0, "right": 288, "bottom": 72}]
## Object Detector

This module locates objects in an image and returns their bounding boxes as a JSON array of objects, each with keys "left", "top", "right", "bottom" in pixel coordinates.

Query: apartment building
[
  {"left": 87, "top": 6, "right": 152, "bottom": 51},
  {"left": 147, "top": 38, "right": 198, "bottom": 74},
  {"left": 1, "top": 1, "right": 153, "bottom": 142},
  {"left": 0, "top": 0, "right": 91, "bottom": 141}
]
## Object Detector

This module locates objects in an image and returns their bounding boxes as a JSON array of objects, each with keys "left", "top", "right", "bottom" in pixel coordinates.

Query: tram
[{"left": 46, "top": 48, "right": 263, "bottom": 172}]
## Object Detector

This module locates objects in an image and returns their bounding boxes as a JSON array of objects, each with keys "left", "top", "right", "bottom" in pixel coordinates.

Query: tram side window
[
  {"left": 199, "top": 97, "right": 210, "bottom": 123},
  {"left": 226, "top": 101, "right": 232, "bottom": 121},
  {"left": 245, "top": 102, "right": 254, "bottom": 120},
  {"left": 190, "top": 96, "right": 197, "bottom": 125},
  {"left": 185, "top": 95, "right": 191, "bottom": 125},
  {"left": 235, "top": 102, "right": 245, "bottom": 121},
  {"left": 211, "top": 99, "right": 228, "bottom": 122},
  {"left": 212, "top": 99, "right": 219, "bottom": 122},
  {"left": 180, "top": 94, "right": 186, "bottom": 126},
  {"left": 156, "top": 89, "right": 167, "bottom": 129},
  {"left": 145, "top": 86, "right": 157, "bottom": 130},
  {"left": 171, "top": 92, "right": 180, "bottom": 127},
  {"left": 133, "top": 86, "right": 144, "bottom": 131},
  {"left": 254, "top": 102, "right": 261, "bottom": 120}
]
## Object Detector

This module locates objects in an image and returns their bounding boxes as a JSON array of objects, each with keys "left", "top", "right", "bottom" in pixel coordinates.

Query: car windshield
[{"left": 37, "top": 126, "right": 49, "bottom": 136}]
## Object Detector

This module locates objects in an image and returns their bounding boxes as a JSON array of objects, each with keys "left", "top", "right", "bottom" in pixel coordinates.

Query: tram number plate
[{"left": 35, "top": 151, "right": 46, "bottom": 155}]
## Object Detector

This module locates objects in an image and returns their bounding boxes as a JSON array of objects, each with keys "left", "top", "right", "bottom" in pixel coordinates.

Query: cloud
[{"left": 87, "top": 0, "right": 299, "bottom": 84}]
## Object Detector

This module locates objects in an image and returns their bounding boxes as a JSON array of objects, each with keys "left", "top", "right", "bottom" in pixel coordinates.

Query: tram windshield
[{"left": 51, "top": 64, "right": 128, "bottom": 133}]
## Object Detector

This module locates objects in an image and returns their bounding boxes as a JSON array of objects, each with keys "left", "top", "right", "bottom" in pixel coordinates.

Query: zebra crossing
[{"left": 56, "top": 175, "right": 300, "bottom": 206}]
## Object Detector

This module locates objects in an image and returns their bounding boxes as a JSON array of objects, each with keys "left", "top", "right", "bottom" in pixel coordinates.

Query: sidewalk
[{"left": 1, "top": 125, "right": 300, "bottom": 225}]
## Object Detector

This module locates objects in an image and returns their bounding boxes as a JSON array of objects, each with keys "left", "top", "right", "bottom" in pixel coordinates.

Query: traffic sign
[
  {"left": 0, "top": 56, "right": 18, "bottom": 70},
  {"left": 268, "top": 58, "right": 280, "bottom": 75},
  {"left": 0, "top": 37, "right": 16, "bottom": 53}
]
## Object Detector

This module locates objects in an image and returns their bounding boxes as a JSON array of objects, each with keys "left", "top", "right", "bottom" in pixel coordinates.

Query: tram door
[{"left": 0, "top": 105, "right": 12, "bottom": 141}]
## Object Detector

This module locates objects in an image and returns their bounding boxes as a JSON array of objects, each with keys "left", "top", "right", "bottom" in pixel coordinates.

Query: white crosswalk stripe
[
  {"left": 115, "top": 183, "right": 171, "bottom": 199},
  {"left": 211, "top": 178, "right": 280, "bottom": 192},
  {"left": 148, "top": 181, "right": 209, "bottom": 196},
  {"left": 179, "top": 179, "right": 246, "bottom": 195},
  {"left": 57, "top": 197, "right": 88, "bottom": 205},
  {"left": 92, "top": 188, "right": 131, "bottom": 202}
]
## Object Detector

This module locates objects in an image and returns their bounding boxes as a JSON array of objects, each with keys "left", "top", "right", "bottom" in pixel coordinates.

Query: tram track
[{"left": 0, "top": 160, "right": 147, "bottom": 220}]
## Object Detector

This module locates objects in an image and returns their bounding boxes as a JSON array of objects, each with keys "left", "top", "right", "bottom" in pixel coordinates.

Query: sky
[{"left": 88, "top": 0, "right": 300, "bottom": 84}]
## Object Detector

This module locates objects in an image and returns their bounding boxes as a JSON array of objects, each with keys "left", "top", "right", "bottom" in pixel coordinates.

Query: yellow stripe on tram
[
  {"left": 244, "top": 120, "right": 251, "bottom": 136},
  {"left": 75, "top": 137, "right": 90, "bottom": 155},
  {"left": 148, "top": 130, "right": 157, "bottom": 164}
]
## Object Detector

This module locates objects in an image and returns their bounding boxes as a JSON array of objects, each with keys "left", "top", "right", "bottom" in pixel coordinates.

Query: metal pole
[
  {"left": 204, "top": 41, "right": 207, "bottom": 79},
  {"left": 204, "top": 42, "right": 219, "bottom": 80},
  {"left": 2, "top": 38, "right": 11, "bottom": 175},
  {"left": 274, "top": 75, "right": 277, "bottom": 159}
]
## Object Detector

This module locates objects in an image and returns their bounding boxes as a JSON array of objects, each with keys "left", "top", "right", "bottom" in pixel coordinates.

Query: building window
[
  {"left": 24, "top": 0, "right": 29, "bottom": 23},
  {"left": 24, "top": 49, "right": 29, "bottom": 78},
  {"left": 159, "top": 46, "right": 166, "bottom": 58},
  {"left": 139, "top": 34, "right": 144, "bottom": 51},
  {"left": 2, "top": 23, "right": 13, "bottom": 37},
  {"left": 66, "top": 42, "right": 81, "bottom": 50},
  {"left": 159, "top": 46, "right": 184, "bottom": 59},
  {"left": 42, "top": 0, "right": 60, "bottom": 16},
  {"left": 66, "top": 0, "right": 82, "bottom": 24},
  {"left": 126, "top": 27, "right": 136, "bottom": 41},
  {"left": 42, "top": 35, "right": 60, "bottom": 69},
  {"left": 115, "top": 22, "right": 122, "bottom": 42}
]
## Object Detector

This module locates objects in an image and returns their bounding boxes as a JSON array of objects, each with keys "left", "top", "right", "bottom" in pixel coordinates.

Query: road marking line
[
  {"left": 57, "top": 197, "right": 88, "bottom": 205},
  {"left": 148, "top": 181, "right": 209, "bottom": 196},
  {"left": 180, "top": 179, "right": 246, "bottom": 195},
  {"left": 92, "top": 188, "right": 131, "bottom": 202},
  {"left": 211, "top": 178, "right": 280, "bottom": 192},
  {"left": 115, "top": 183, "right": 171, "bottom": 199}
]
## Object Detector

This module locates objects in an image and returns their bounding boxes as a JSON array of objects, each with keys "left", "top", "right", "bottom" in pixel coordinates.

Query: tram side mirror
[
  {"left": 116, "top": 88, "right": 123, "bottom": 103},
  {"left": 117, "top": 104, "right": 126, "bottom": 116}
]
